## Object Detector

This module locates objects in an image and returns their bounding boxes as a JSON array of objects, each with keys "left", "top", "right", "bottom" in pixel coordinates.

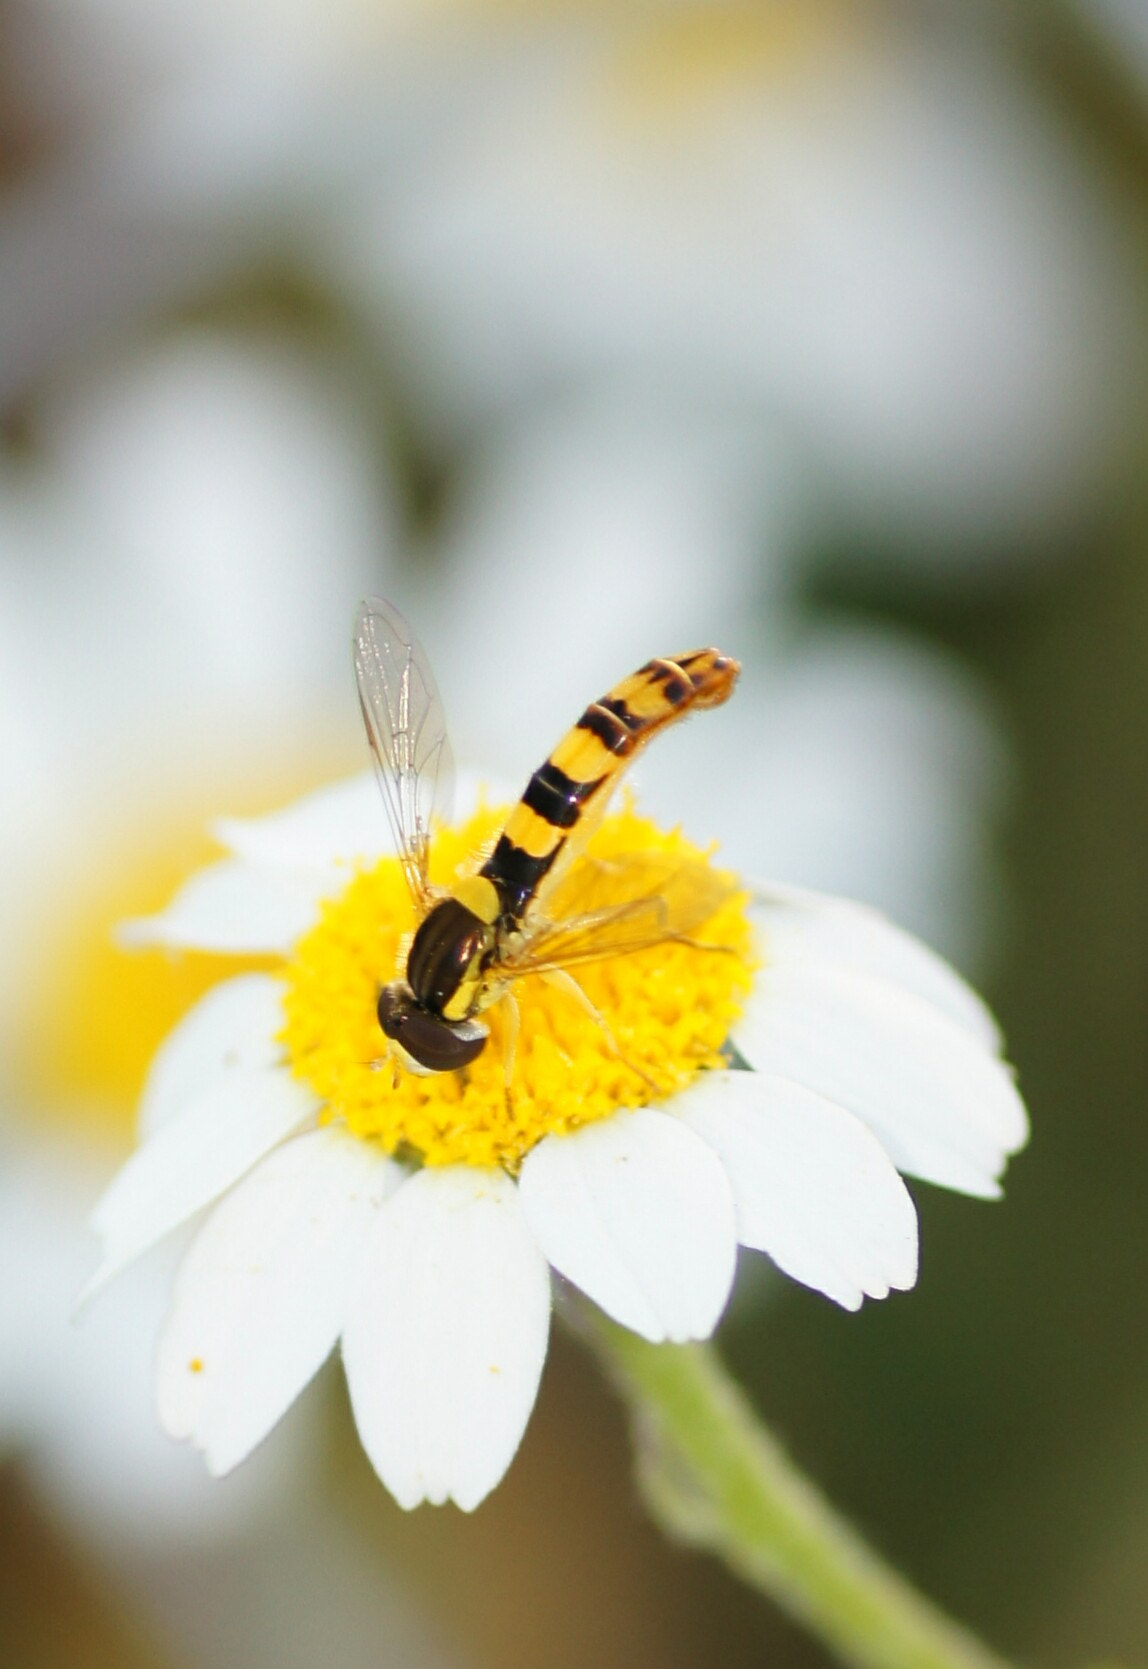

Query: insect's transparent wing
[
  {"left": 500, "top": 851, "right": 740, "bottom": 976},
  {"left": 353, "top": 597, "right": 455, "bottom": 907}
]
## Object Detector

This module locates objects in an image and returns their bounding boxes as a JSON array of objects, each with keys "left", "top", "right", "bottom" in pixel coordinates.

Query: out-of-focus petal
[
  {"left": 119, "top": 858, "right": 331, "bottom": 954},
  {"left": 212, "top": 772, "right": 391, "bottom": 870},
  {"left": 139, "top": 973, "right": 285, "bottom": 1137}
]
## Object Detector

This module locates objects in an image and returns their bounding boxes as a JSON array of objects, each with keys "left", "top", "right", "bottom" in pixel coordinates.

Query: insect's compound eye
[
  {"left": 377, "top": 983, "right": 488, "bottom": 1072},
  {"left": 376, "top": 983, "right": 410, "bottom": 1039}
]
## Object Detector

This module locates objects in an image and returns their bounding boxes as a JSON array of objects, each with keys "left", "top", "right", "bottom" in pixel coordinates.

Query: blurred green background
[{"left": 5, "top": 3, "right": 1148, "bottom": 1666}]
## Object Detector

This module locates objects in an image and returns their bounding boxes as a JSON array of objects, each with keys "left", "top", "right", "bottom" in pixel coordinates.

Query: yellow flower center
[{"left": 280, "top": 805, "right": 754, "bottom": 1171}]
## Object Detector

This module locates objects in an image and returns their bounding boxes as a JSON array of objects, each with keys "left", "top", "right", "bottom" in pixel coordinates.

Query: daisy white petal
[
  {"left": 342, "top": 1167, "right": 550, "bottom": 1512},
  {"left": 679, "top": 1071, "right": 918, "bottom": 1311},
  {"left": 139, "top": 973, "right": 285, "bottom": 1137},
  {"left": 83, "top": 1068, "right": 317, "bottom": 1302},
  {"left": 157, "top": 1128, "right": 402, "bottom": 1476},
  {"left": 734, "top": 963, "right": 1027, "bottom": 1198},
  {"left": 753, "top": 884, "right": 1001, "bottom": 1050},
  {"left": 518, "top": 1109, "right": 737, "bottom": 1344},
  {"left": 119, "top": 857, "right": 334, "bottom": 955},
  {"left": 212, "top": 772, "right": 391, "bottom": 871}
]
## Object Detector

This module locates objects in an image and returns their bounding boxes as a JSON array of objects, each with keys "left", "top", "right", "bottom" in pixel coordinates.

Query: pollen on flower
[{"left": 279, "top": 804, "right": 754, "bottom": 1172}]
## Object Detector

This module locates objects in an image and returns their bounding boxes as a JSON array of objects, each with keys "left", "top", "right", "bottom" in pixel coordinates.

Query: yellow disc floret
[{"left": 280, "top": 804, "right": 754, "bottom": 1172}]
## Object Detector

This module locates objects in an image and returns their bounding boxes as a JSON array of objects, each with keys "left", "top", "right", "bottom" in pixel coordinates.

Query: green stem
[{"left": 584, "top": 1314, "right": 1015, "bottom": 1669}]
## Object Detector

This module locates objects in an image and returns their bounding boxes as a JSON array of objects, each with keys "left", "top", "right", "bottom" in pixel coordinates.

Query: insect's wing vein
[
  {"left": 353, "top": 597, "right": 455, "bottom": 906},
  {"left": 502, "top": 853, "right": 738, "bottom": 976}
]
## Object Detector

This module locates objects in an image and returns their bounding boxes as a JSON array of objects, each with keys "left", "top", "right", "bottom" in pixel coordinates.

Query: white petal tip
[
  {"left": 190, "top": 1407, "right": 271, "bottom": 1479},
  {"left": 660, "top": 1313, "right": 723, "bottom": 1344},
  {"left": 962, "top": 1175, "right": 1004, "bottom": 1201},
  {"left": 883, "top": 1247, "right": 920, "bottom": 1298},
  {"left": 203, "top": 1445, "right": 243, "bottom": 1480},
  {"left": 209, "top": 815, "right": 244, "bottom": 847},
  {"left": 344, "top": 1165, "right": 550, "bottom": 1522},
  {"left": 157, "top": 1411, "right": 191, "bottom": 1445},
  {"left": 116, "top": 916, "right": 162, "bottom": 948},
  {"left": 450, "top": 1489, "right": 490, "bottom": 1514},
  {"left": 632, "top": 1320, "right": 671, "bottom": 1344},
  {"left": 825, "top": 1272, "right": 916, "bottom": 1312},
  {"left": 70, "top": 1290, "right": 95, "bottom": 1323},
  {"left": 519, "top": 1111, "right": 735, "bottom": 1345},
  {"left": 387, "top": 1478, "right": 483, "bottom": 1512},
  {"left": 73, "top": 1261, "right": 116, "bottom": 1314}
]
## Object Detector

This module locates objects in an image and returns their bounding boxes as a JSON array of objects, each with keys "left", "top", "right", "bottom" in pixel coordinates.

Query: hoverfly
[{"left": 354, "top": 597, "right": 740, "bottom": 1079}]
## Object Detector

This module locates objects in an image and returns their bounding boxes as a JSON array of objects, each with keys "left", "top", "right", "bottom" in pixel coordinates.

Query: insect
[{"left": 354, "top": 597, "right": 741, "bottom": 1078}]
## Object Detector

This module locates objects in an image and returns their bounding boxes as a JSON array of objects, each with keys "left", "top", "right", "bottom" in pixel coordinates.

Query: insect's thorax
[{"left": 407, "top": 884, "right": 501, "bottom": 1021}]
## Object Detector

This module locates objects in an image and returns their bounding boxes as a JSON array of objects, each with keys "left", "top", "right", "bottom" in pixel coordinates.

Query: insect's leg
[
  {"left": 539, "top": 967, "right": 605, "bottom": 1028},
  {"left": 497, "top": 988, "right": 521, "bottom": 1094},
  {"left": 501, "top": 989, "right": 521, "bottom": 1088},
  {"left": 539, "top": 969, "right": 660, "bottom": 1093},
  {"left": 667, "top": 932, "right": 740, "bottom": 958},
  {"left": 366, "top": 1041, "right": 403, "bottom": 1089}
]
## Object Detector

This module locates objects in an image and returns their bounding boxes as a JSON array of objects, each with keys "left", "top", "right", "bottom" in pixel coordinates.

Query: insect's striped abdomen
[{"left": 480, "top": 648, "right": 738, "bottom": 923}]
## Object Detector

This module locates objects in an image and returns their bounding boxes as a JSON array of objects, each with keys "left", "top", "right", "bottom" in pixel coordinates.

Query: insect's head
[{"left": 376, "top": 982, "right": 490, "bottom": 1074}]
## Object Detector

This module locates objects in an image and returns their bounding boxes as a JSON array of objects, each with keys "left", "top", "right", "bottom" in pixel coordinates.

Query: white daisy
[
  {"left": 0, "top": 330, "right": 394, "bottom": 1543},
  {"left": 324, "top": 1, "right": 1138, "bottom": 561},
  {"left": 87, "top": 757, "right": 1026, "bottom": 1512}
]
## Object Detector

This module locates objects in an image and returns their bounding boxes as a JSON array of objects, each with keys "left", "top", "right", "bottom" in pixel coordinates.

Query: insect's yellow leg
[
  {"left": 539, "top": 969, "right": 660, "bottom": 1093},
  {"left": 539, "top": 968, "right": 607, "bottom": 1030},
  {"left": 498, "top": 988, "right": 521, "bottom": 1091},
  {"left": 366, "top": 1043, "right": 402, "bottom": 1089}
]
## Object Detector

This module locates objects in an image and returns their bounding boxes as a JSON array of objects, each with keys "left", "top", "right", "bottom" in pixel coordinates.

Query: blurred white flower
[
  {"left": 0, "top": 1136, "right": 305, "bottom": 1539},
  {"left": 325, "top": 1, "right": 1142, "bottom": 561},
  {"left": 0, "top": 331, "right": 394, "bottom": 1554},
  {"left": 3, "top": 1, "right": 1140, "bottom": 563}
]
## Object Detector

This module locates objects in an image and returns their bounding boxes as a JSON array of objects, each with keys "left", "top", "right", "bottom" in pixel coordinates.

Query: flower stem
[{"left": 584, "top": 1314, "right": 1014, "bottom": 1669}]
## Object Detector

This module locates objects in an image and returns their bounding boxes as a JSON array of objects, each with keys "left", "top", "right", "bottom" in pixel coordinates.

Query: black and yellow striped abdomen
[{"left": 480, "top": 647, "right": 739, "bottom": 924}]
